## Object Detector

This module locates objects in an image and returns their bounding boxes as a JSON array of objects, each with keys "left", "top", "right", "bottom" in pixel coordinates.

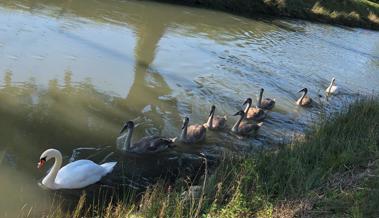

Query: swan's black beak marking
[
  {"left": 38, "top": 157, "right": 46, "bottom": 169},
  {"left": 298, "top": 88, "right": 307, "bottom": 93},
  {"left": 119, "top": 125, "right": 128, "bottom": 134}
]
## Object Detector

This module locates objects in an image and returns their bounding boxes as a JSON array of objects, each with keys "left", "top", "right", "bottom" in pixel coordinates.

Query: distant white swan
[
  {"left": 325, "top": 77, "right": 338, "bottom": 95},
  {"left": 37, "top": 149, "right": 116, "bottom": 190}
]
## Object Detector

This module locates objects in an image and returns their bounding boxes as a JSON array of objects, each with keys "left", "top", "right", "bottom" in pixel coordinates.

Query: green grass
[
  {"left": 26, "top": 98, "right": 379, "bottom": 217},
  {"left": 154, "top": 0, "right": 379, "bottom": 29}
]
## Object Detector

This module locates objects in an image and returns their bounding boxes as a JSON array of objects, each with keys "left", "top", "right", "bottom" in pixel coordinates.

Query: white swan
[
  {"left": 37, "top": 149, "right": 117, "bottom": 190},
  {"left": 325, "top": 77, "right": 338, "bottom": 95}
]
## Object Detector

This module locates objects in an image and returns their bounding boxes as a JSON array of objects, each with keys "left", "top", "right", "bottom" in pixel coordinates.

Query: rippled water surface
[{"left": 0, "top": 0, "right": 378, "bottom": 216}]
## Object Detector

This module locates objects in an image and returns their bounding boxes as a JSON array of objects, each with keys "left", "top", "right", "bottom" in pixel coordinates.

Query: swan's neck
[
  {"left": 42, "top": 153, "right": 62, "bottom": 189},
  {"left": 327, "top": 81, "right": 334, "bottom": 93},
  {"left": 327, "top": 84, "right": 332, "bottom": 93},
  {"left": 299, "top": 91, "right": 306, "bottom": 104},
  {"left": 206, "top": 113, "right": 214, "bottom": 128},
  {"left": 125, "top": 128, "right": 133, "bottom": 150},
  {"left": 180, "top": 123, "right": 188, "bottom": 141},
  {"left": 232, "top": 115, "right": 243, "bottom": 132},
  {"left": 258, "top": 90, "right": 263, "bottom": 108},
  {"left": 117, "top": 128, "right": 133, "bottom": 152},
  {"left": 244, "top": 102, "right": 251, "bottom": 114}
]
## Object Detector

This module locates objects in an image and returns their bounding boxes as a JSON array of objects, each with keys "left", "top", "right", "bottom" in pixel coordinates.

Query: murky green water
[{"left": 0, "top": 0, "right": 378, "bottom": 216}]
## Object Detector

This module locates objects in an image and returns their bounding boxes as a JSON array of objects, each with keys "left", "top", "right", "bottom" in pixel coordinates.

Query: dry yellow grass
[{"left": 368, "top": 11, "right": 379, "bottom": 23}]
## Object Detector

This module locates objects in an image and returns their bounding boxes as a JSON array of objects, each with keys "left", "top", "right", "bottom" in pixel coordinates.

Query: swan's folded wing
[
  {"left": 149, "top": 137, "right": 174, "bottom": 150},
  {"left": 213, "top": 117, "right": 226, "bottom": 128},
  {"left": 330, "top": 86, "right": 338, "bottom": 93},
  {"left": 132, "top": 136, "right": 158, "bottom": 151},
  {"left": 261, "top": 98, "right": 275, "bottom": 110},
  {"left": 303, "top": 96, "right": 313, "bottom": 106},
  {"left": 247, "top": 107, "right": 265, "bottom": 118},
  {"left": 239, "top": 123, "right": 260, "bottom": 135},
  {"left": 187, "top": 125, "right": 206, "bottom": 137},
  {"left": 55, "top": 160, "right": 106, "bottom": 189},
  {"left": 133, "top": 136, "right": 174, "bottom": 153}
]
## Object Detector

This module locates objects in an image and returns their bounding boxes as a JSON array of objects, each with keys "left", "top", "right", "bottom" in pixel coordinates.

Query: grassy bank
[
  {"left": 152, "top": 0, "right": 379, "bottom": 30},
  {"left": 35, "top": 98, "right": 379, "bottom": 217}
]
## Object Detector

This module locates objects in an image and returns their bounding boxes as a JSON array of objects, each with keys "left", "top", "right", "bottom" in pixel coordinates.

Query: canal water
[{"left": 0, "top": 0, "right": 378, "bottom": 216}]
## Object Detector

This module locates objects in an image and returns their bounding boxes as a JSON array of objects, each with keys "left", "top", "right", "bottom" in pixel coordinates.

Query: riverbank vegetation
[
  {"left": 154, "top": 0, "right": 379, "bottom": 30},
  {"left": 33, "top": 97, "right": 379, "bottom": 217}
]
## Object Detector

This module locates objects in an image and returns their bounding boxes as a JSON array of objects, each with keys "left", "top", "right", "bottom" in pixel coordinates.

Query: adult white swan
[
  {"left": 37, "top": 149, "right": 117, "bottom": 190},
  {"left": 325, "top": 77, "right": 338, "bottom": 95}
]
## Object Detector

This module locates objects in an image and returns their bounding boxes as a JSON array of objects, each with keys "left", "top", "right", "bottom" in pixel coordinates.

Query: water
[{"left": 0, "top": 0, "right": 378, "bottom": 216}]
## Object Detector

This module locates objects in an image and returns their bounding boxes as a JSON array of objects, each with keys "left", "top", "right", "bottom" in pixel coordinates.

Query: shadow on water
[
  {"left": 0, "top": 4, "right": 222, "bottom": 213},
  {"left": 0, "top": 69, "right": 215, "bottom": 214},
  {"left": 0, "top": 0, "right": 284, "bottom": 42}
]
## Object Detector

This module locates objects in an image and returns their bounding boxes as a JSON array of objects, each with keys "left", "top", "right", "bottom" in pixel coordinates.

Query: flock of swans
[{"left": 37, "top": 78, "right": 338, "bottom": 190}]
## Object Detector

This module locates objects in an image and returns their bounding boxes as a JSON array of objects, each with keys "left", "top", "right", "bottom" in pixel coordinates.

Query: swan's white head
[
  {"left": 332, "top": 77, "right": 336, "bottom": 85},
  {"left": 38, "top": 149, "right": 60, "bottom": 169}
]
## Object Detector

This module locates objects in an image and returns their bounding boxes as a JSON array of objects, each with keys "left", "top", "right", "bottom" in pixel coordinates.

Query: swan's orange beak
[{"left": 37, "top": 159, "right": 45, "bottom": 169}]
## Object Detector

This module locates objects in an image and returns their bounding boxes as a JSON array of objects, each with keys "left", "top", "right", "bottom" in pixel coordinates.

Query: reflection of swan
[
  {"left": 37, "top": 149, "right": 116, "bottom": 190},
  {"left": 325, "top": 77, "right": 338, "bottom": 95},
  {"left": 258, "top": 88, "right": 275, "bottom": 110},
  {"left": 296, "top": 88, "right": 313, "bottom": 107},
  {"left": 116, "top": 121, "right": 175, "bottom": 153},
  {"left": 243, "top": 98, "right": 266, "bottom": 121},
  {"left": 231, "top": 110, "right": 262, "bottom": 136},
  {"left": 180, "top": 117, "right": 206, "bottom": 144},
  {"left": 203, "top": 105, "right": 227, "bottom": 130}
]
